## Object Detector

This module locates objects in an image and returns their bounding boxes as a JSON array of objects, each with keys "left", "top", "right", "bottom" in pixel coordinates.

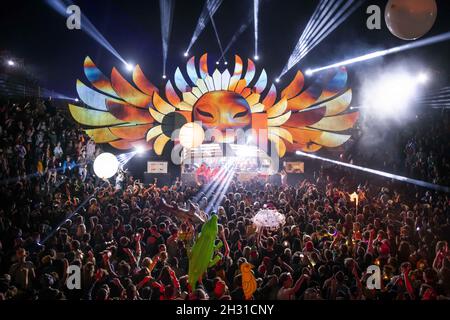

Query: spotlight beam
[
  {"left": 420, "top": 93, "right": 450, "bottom": 100},
  {"left": 159, "top": 0, "right": 175, "bottom": 77},
  {"left": 204, "top": 163, "right": 232, "bottom": 200},
  {"left": 205, "top": 163, "right": 236, "bottom": 213},
  {"left": 219, "top": 22, "right": 251, "bottom": 60},
  {"left": 116, "top": 151, "right": 138, "bottom": 168},
  {"left": 299, "top": 0, "right": 332, "bottom": 45},
  {"left": 299, "top": 0, "right": 346, "bottom": 53},
  {"left": 186, "top": 0, "right": 223, "bottom": 53},
  {"left": 280, "top": 0, "right": 364, "bottom": 78},
  {"left": 39, "top": 87, "right": 77, "bottom": 100},
  {"left": 219, "top": 11, "right": 254, "bottom": 60},
  {"left": 208, "top": 6, "right": 226, "bottom": 62},
  {"left": 253, "top": 0, "right": 259, "bottom": 58},
  {"left": 212, "top": 165, "right": 236, "bottom": 213},
  {"left": 192, "top": 161, "right": 233, "bottom": 203},
  {"left": 298, "top": 0, "right": 363, "bottom": 60},
  {"left": 307, "top": 31, "right": 450, "bottom": 74},
  {"left": 296, "top": 151, "right": 450, "bottom": 193},
  {"left": 419, "top": 103, "right": 450, "bottom": 107},
  {"left": 45, "top": 0, "right": 127, "bottom": 65},
  {"left": 431, "top": 87, "right": 450, "bottom": 94},
  {"left": 418, "top": 96, "right": 450, "bottom": 102}
]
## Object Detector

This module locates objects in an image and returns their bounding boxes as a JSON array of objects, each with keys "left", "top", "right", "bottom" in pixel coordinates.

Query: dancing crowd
[
  {"left": 0, "top": 99, "right": 99, "bottom": 184},
  {"left": 0, "top": 99, "right": 449, "bottom": 300}
]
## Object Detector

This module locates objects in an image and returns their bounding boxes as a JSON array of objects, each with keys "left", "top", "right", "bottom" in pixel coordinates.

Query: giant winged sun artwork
[{"left": 69, "top": 54, "right": 358, "bottom": 157}]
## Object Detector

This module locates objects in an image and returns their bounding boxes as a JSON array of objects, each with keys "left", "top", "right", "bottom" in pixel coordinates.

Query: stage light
[
  {"left": 224, "top": 61, "right": 228, "bottom": 65},
  {"left": 254, "top": 55, "right": 259, "bottom": 61},
  {"left": 417, "top": 72, "right": 429, "bottom": 84},
  {"left": 93, "top": 152, "right": 119, "bottom": 179},
  {"left": 162, "top": 75, "right": 167, "bottom": 79},
  {"left": 7, "top": 60, "right": 15, "bottom": 66},
  {"left": 135, "top": 145, "right": 146, "bottom": 154},
  {"left": 305, "top": 69, "right": 314, "bottom": 76},
  {"left": 184, "top": 52, "right": 189, "bottom": 57},
  {"left": 275, "top": 78, "right": 280, "bottom": 83},
  {"left": 125, "top": 63, "right": 134, "bottom": 72},
  {"left": 295, "top": 150, "right": 449, "bottom": 193},
  {"left": 75, "top": 98, "right": 79, "bottom": 102},
  {"left": 216, "top": 61, "right": 220, "bottom": 65}
]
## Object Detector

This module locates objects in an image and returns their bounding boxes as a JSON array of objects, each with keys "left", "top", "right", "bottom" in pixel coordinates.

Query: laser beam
[
  {"left": 295, "top": 151, "right": 450, "bottom": 193},
  {"left": 306, "top": 31, "right": 450, "bottom": 75},
  {"left": 280, "top": 0, "right": 364, "bottom": 78},
  {"left": 159, "top": 0, "right": 175, "bottom": 78},
  {"left": 45, "top": 0, "right": 127, "bottom": 65},
  {"left": 205, "top": 163, "right": 236, "bottom": 213},
  {"left": 208, "top": 5, "right": 226, "bottom": 62},
  {"left": 219, "top": 10, "right": 254, "bottom": 61},
  {"left": 254, "top": 0, "right": 259, "bottom": 59},
  {"left": 296, "top": 0, "right": 365, "bottom": 63},
  {"left": 186, "top": 0, "right": 223, "bottom": 54}
]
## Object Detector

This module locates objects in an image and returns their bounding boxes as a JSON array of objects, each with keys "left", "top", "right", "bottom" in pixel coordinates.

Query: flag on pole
[{"left": 349, "top": 192, "right": 359, "bottom": 212}]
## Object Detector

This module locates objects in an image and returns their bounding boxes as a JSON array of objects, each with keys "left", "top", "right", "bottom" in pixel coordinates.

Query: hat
[
  {"left": 41, "top": 255, "right": 54, "bottom": 265},
  {"left": 119, "top": 236, "right": 130, "bottom": 247}
]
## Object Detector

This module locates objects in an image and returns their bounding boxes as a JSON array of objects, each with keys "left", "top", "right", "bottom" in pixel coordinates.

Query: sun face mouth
[{"left": 193, "top": 91, "right": 252, "bottom": 134}]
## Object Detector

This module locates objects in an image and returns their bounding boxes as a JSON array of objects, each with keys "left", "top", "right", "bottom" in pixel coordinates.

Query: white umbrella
[{"left": 252, "top": 209, "right": 286, "bottom": 231}]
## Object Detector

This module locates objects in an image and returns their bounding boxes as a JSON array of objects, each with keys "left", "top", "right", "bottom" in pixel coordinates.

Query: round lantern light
[
  {"left": 179, "top": 122, "right": 205, "bottom": 149},
  {"left": 93, "top": 152, "right": 119, "bottom": 179}
]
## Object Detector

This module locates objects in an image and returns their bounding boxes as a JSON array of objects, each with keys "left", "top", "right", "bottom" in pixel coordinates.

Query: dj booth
[{"left": 142, "top": 144, "right": 304, "bottom": 187}]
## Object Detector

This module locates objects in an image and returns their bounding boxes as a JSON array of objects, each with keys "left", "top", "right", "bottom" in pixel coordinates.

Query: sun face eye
[
  {"left": 196, "top": 109, "right": 214, "bottom": 118},
  {"left": 233, "top": 110, "right": 248, "bottom": 119}
]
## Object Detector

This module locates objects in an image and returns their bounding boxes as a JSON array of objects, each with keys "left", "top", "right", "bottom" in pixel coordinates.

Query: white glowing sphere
[
  {"left": 125, "top": 63, "right": 134, "bottom": 71},
  {"left": 385, "top": 0, "right": 437, "bottom": 40},
  {"left": 179, "top": 122, "right": 205, "bottom": 149},
  {"left": 93, "top": 152, "right": 119, "bottom": 179}
]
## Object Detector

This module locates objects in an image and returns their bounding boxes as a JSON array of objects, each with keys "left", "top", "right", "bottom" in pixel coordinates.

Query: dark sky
[{"left": 1, "top": 0, "right": 450, "bottom": 99}]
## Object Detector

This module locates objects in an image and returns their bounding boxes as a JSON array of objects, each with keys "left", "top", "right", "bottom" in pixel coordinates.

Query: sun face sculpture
[
  {"left": 193, "top": 91, "right": 252, "bottom": 133},
  {"left": 69, "top": 53, "right": 358, "bottom": 157}
]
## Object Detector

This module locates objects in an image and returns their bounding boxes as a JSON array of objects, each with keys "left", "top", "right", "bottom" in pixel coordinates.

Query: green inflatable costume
[{"left": 188, "top": 214, "right": 222, "bottom": 290}]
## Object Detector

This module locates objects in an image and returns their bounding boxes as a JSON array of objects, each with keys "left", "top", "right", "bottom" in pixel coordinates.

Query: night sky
[{"left": 1, "top": 0, "right": 450, "bottom": 100}]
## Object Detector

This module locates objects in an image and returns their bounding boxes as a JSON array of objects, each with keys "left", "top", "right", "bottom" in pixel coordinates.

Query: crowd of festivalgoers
[
  {"left": 403, "top": 112, "right": 449, "bottom": 186},
  {"left": 0, "top": 99, "right": 99, "bottom": 184},
  {"left": 349, "top": 111, "right": 450, "bottom": 187},
  {"left": 0, "top": 99, "right": 449, "bottom": 300}
]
